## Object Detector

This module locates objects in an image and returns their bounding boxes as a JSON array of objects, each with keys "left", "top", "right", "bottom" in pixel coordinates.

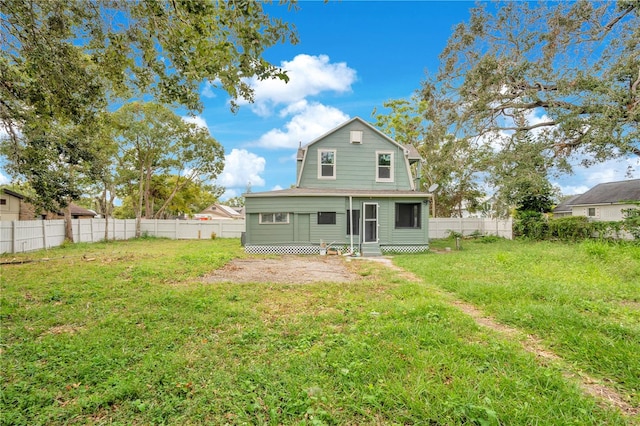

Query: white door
[{"left": 363, "top": 203, "right": 378, "bottom": 243}]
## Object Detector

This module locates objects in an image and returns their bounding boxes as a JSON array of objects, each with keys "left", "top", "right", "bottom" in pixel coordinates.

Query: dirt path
[
  {"left": 203, "top": 255, "right": 361, "bottom": 284},
  {"left": 202, "top": 255, "right": 638, "bottom": 417},
  {"left": 451, "top": 300, "right": 638, "bottom": 417}
]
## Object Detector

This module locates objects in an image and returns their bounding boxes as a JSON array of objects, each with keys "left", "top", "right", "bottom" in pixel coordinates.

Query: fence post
[
  {"left": 175, "top": 220, "right": 178, "bottom": 239},
  {"left": 42, "top": 220, "right": 48, "bottom": 249},
  {"left": 12, "top": 220, "right": 17, "bottom": 254}
]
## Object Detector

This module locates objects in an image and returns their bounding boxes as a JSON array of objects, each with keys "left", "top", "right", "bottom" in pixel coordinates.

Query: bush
[
  {"left": 622, "top": 207, "right": 640, "bottom": 240},
  {"left": 548, "top": 216, "right": 592, "bottom": 241},
  {"left": 514, "top": 210, "right": 548, "bottom": 240}
]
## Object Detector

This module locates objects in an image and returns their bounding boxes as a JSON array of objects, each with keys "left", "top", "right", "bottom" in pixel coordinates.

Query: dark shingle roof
[
  {"left": 553, "top": 194, "right": 582, "bottom": 213},
  {"left": 1, "top": 188, "right": 25, "bottom": 199},
  {"left": 569, "top": 179, "right": 640, "bottom": 206}
]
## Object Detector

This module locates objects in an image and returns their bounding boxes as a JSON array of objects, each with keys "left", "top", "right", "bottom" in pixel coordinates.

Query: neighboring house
[
  {"left": 0, "top": 188, "right": 25, "bottom": 221},
  {"left": 244, "top": 117, "right": 431, "bottom": 256},
  {"left": 0, "top": 188, "right": 97, "bottom": 220},
  {"left": 555, "top": 179, "right": 640, "bottom": 221},
  {"left": 47, "top": 204, "right": 97, "bottom": 220},
  {"left": 552, "top": 194, "right": 582, "bottom": 218},
  {"left": 195, "top": 204, "right": 245, "bottom": 220}
]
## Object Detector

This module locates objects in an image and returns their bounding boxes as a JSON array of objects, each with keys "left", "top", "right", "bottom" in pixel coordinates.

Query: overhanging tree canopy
[
  {"left": 421, "top": 0, "right": 640, "bottom": 169},
  {"left": 0, "top": 0, "right": 297, "bottom": 239}
]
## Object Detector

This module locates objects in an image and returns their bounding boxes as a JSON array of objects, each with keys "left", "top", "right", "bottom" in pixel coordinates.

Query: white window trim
[
  {"left": 375, "top": 150, "right": 394, "bottom": 183},
  {"left": 259, "top": 212, "right": 290, "bottom": 224},
  {"left": 318, "top": 149, "right": 337, "bottom": 180}
]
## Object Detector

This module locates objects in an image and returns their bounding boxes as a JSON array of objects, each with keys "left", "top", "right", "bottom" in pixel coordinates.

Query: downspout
[{"left": 349, "top": 196, "right": 354, "bottom": 254}]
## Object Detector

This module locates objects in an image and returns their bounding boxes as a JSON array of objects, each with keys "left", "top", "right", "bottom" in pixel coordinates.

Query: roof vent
[{"left": 350, "top": 130, "right": 363, "bottom": 144}]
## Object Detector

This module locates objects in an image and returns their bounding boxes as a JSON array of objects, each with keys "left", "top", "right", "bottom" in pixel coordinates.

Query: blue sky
[
  {"left": 2, "top": 1, "right": 638, "bottom": 199},
  {"left": 199, "top": 0, "right": 639, "bottom": 200}
]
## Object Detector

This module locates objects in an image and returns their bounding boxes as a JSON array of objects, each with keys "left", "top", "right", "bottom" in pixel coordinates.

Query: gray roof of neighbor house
[
  {"left": 63, "top": 204, "right": 97, "bottom": 217},
  {"left": 568, "top": 179, "right": 640, "bottom": 206},
  {"left": 199, "top": 203, "right": 244, "bottom": 218},
  {"left": 245, "top": 187, "right": 431, "bottom": 198},
  {"left": 553, "top": 194, "right": 582, "bottom": 213}
]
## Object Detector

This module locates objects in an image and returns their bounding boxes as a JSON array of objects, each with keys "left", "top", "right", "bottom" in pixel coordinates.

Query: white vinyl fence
[
  {"left": 429, "top": 218, "right": 513, "bottom": 240},
  {"left": 1, "top": 219, "right": 245, "bottom": 254},
  {"left": 2, "top": 217, "right": 511, "bottom": 254}
]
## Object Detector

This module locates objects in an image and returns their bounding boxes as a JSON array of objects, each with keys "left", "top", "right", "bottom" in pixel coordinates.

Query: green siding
[
  {"left": 246, "top": 195, "right": 429, "bottom": 246},
  {"left": 298, "top": 123, "right": 413, "bottom": 190}
]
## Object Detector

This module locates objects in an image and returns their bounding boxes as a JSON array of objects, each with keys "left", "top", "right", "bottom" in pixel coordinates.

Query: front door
[{"left": 363, "top": 203, "right": 378, "bottom": 243}]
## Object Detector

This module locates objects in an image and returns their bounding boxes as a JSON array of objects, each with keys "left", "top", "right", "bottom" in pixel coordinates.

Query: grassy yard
[{"left": 1, "top": 238, "right": 638, "bottom": 425}]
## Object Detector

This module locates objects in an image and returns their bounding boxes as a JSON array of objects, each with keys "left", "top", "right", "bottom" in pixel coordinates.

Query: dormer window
[
  {"left": 350, "top": 130, "right": 363, "bottom": 144},
  {"left": 318, "top": 149, "right": 336, "bottom": 179},
  {"left": 376, "top": 151, "right": 394, "bottom": 182}
]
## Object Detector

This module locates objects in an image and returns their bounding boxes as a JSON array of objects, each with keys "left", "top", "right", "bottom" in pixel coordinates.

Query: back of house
[{"left": 244, "top": 117, "right": 431, "bottom": 256}]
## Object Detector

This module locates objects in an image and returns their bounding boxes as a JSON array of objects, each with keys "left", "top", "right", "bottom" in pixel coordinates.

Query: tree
[
  {"left": 372, "top": 97, "right": 485, "bottom": 217},
  {"left": 226, "top": 196, "right": 246, "bottom": 208},
  {"left": 421, "top": 1, "right": 640, "bottom": 175},
  {"left": 112, "top": 102, "right": 224, "bottom": 235},
  {"left": 1, "top": 0, "right": 297, "bottom": 239}
]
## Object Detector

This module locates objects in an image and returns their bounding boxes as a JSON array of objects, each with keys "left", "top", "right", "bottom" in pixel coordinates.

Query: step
[{"left": 360, "top": 244, "right": 383, "bottom": 257}]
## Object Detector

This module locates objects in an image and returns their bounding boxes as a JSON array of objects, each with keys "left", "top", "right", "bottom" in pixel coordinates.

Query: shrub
[
  {"left": 548, "top": 216, "right": 592, "bottom": 241},
  {"left": 622, "top": 207, "right": 640, "bottom": 240},
  {"left": 513, "top": 210, "right": 548, "bottom": 240}
]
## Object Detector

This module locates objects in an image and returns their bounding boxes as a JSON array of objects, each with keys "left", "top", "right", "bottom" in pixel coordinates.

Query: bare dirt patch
[{"left": 203, "top": 255, "right": 361, "bottom": 284}]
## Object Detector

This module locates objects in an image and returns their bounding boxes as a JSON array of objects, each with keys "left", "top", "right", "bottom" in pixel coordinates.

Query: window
[
  {"left": 376, "top": 151, "right": 394, "bottom": 182},
  {"left": 0, "top": 199, "right": 6, "bottom": 205},
  {"left": 350, "top": 130, "right": 363, "bottom": 144},
  {"left": 588, "top": 207, "right": 596, "bottom": 217},
  {"left": 318, "top": 149, "right": 336, "bottom": 179},
  {"left": 346, "top": 209, "right": 360, "bottom": 235},
  {"left": 395, "top": 203, "right": 421, "bottom": 228},
  {"left": 259, "top": 212, "right": 289, "bottom": 224},
  {"left": 317, "top": 212, "right": 336, "bottom": 225}
]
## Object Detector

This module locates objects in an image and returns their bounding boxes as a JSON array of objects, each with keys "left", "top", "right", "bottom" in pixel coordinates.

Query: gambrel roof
[
  {"left": 296, "top": 117, "right": 423, "bottom": 162},
  {"left": 568, "top": 179, "right": 640, "bottom": 206}
]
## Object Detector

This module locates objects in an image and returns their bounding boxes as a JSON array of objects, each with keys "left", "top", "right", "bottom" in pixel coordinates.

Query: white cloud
[
  {"left": 182, "top": 115, "right": 209, "bottom": 130},
  {"left": 552, "top": 156, "right": 639, "bottom": 195},
  {"left": 241, "top": 54, "right": 357, "bottom": 116},
  {"left": 553, "top": 184, "right": 590, "bottom": 196},
  {"left": 271, "top": 185, "right": 283, "bottom": 191},
  {"left": 255, "top": 101, "right": 350, "bottom": 149},
  {"left": 201, "top": 81, "right": 217, "bottom": 99},
  {"left": 0, "top": 171, "right": 9, "bottom": 185},
  {"left": 219, "top": 188, "right": 238, "bottom": 201},
  {"left": 216, "top": 148, "right": 266, "bottom": 189}
]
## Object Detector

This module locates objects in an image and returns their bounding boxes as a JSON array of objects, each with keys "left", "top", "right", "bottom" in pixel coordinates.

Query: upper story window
[
  {"left": 318, "top": 149, "right": 336, "bottom": 179},
  {"left": 376, "top": 151, "right": 394, "bottom": 182},
  {"left": 350, "top": 130, "right": 363, "bottom": 144},
  {"left": 0, "top": 199, "right": 6, "bottom": 205}
]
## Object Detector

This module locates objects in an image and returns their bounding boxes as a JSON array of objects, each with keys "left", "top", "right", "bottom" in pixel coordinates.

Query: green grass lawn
[{"left": 1, "top": 238, "right": 638, "bottom": 425}]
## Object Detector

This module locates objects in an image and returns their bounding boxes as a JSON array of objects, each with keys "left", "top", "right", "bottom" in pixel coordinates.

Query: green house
[{"left": 244, "top": 117, "right": 431, "bottom": 256}]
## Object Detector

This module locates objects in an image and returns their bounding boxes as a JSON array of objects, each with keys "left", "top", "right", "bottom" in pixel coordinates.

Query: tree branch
[{"left": 604, "top": 4, "right": 636, "bottom": 32}]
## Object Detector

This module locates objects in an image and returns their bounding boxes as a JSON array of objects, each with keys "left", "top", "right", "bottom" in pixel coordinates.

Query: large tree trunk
[
  {"left": 154, "top": 176, "right": 186, "bottom": 219},
  {"left": 145, "top": 166, "right": 152, "bottom": 218},
  {"left": 64, "top": 203, "right": 73, "bottom": 243}
]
